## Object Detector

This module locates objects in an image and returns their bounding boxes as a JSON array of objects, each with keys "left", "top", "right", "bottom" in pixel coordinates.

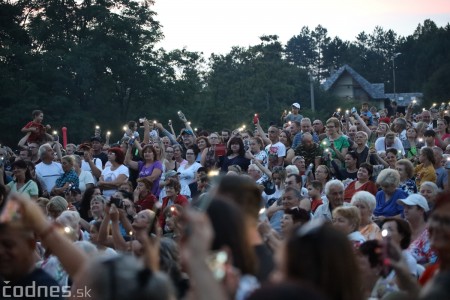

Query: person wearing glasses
[
  {"left": 177, "top": 145, "right": 202, "bottom": 198},
  {"left": 200, "top": 132, "right": 221, "bottom": 170},
  {"left": 321, "top": 117, "right": 349, "bottom": 163}
]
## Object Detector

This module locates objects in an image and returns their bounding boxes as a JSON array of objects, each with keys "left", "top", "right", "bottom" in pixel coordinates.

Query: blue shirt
[{"left": 374, "top": 188, "right": 407, "bottom": 217}]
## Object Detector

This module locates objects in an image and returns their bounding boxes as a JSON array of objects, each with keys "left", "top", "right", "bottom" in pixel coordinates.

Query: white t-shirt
[
  {"left": 36, "top": 161, "right": 64, "bottom": 193},
  {"left": 78, "top": 170, "right": 95, "bottom": 193},
  {"left": 101, "top": 165, "right": 129, "bottom": 198},
  {"left": 374, "top": 137, "right": 405, "bottom": 155},
  {"left": 177, "top": 162, "right": 202, "bottom": 197},
  {"left": 81, "top": 159, "right": 103, "bottom": 183},
  {"left": 265, "top": 142, "right": 286, "bottom": 168}
]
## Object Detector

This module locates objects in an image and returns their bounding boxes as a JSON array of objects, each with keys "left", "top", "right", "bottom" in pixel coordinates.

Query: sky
[{"left": 152, "top": 0, "right": 450, "bottom": 57}]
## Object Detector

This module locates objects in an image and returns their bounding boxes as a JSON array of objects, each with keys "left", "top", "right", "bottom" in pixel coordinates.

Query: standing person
[
  {"left": 219, "top": 137, "right": 250, "bottom": 173},
  {"left": 6, "top": 160, "right": 39, "bottom": 200},
  {"left": 321, "top": 117, "right": 349, "bottom": 163},
  {"left": 36, "top": 143, "right": 63, "bottom": 197},
  {"left": 177, "top": 145, "right": 202, "bottom": 198},
  {"left": 91, "top": 136, "right": 108, "bottom": 167},
  {"left": 279, "top": 130, "right": 295, "bottom": 166},
  {"left": 98, "top": 147, "right": 129, "bottom": 198},
  {"left": 265, "top": 126, "right": 286, "bottom": 170},
  {"left": 125, "top": 143, "right": 163, "bottom": 197},
  {"left": 312, "top": 119, "right": 325, "bottom": 136},
  {"left": 200, "top": 132, "right": 221, "bottom": 171},
  {"left": 283, "top": 102, "right": 303, "bottom": 123},
  {"left": 294, "top": 133, "right": 323, "bottom": 168}
]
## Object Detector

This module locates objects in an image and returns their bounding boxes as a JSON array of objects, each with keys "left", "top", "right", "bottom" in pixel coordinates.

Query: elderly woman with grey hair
[
  {"left": 419, "top": 181, "right": 439, "bottom": 209},
  {"left": 351, "top": 191, "right": 382, "bottom": 240},
  {"left": 373, "top": 169, "right": 408, "bottom": 221},
  {"left": 73, "top": 154, "right": 95, "bottom": 193}
]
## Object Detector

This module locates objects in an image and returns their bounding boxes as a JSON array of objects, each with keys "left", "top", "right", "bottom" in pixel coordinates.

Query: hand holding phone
[{"left": 253, "top": 114, "right": 259, "bottom": 125}]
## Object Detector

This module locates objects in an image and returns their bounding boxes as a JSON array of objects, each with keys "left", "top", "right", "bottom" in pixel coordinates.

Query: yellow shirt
[{"left": 414, "top": 164, "right": 436, "bottom": 188}]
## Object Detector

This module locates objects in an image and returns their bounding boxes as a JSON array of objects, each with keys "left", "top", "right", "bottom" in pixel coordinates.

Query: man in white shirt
[
  {"left": 265, "top": 126, "right": 286, "bottom": 170},
  {"left": 35, "top": 143, "right": 63, "bottom": 197}
]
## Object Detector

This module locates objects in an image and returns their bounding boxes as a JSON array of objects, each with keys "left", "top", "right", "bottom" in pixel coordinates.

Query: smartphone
[
  {"left": 253, "top": 114, "right": 259, "bottom": 125},
  {"left": 445, "top": 157, "right": 450, "bottom": 170},
  {"left": 244, "top": 139, "right": 250, "bottom": 151},
  {"left": 205, "top": 250, "right": 228, "bottom": 281},
  {"left": 215, "top": 144, "right": 226, "bottom": 157},
  {"left": 351, "top": 107, "right": 357, "bottom": 114},
  {"left": 432, "top": 120, "right": 438, "bottom": 129},
  {"left": 139, "top": 118, "right": 146, "bottom": 128},
  {"left": 109, "top": 196, "right": 124, "bottom": 209},
  {"left": 0, "top": 196, "right": 21, "bottom": 223}
]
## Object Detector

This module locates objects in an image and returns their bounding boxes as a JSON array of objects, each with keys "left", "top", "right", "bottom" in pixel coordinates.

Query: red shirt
[
  {"left": 159, "top": 194, "right": 189, "bottom": 228},
  {"left": 344, "top": 180, "right": 377, "bottom": 202},
  {"left": 136, "top": 193, "right": 157, "bottom": 212},
  {"left": 23, "top": 121, "right": 46, "bottom": 143},
  {"left": 311, "top": 198, "right": 323, "bottom": 213}
]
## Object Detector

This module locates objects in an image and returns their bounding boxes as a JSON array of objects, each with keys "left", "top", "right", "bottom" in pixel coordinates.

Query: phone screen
[{"left": 0, "top": 197, "right": 21, "bottom": 223}]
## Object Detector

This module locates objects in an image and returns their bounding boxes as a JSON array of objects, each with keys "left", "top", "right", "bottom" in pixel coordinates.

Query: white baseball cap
[
  {"left": 292, "top": 102, "right": 301, "bottom": 109},
  {"left": 397, "top": 194, "right": 429, "bottom": 212}
]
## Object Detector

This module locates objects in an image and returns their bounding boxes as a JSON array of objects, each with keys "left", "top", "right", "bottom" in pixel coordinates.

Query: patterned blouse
[{"left": 408, "top": 228, "right": 438, "bottom": 265}]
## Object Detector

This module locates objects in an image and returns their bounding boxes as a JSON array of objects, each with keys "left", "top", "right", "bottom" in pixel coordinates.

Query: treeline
[{"left": 1, "top": 0, "right": 449, "bottom": 145}]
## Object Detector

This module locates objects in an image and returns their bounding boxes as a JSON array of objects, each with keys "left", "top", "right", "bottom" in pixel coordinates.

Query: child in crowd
[
  {"left": 307, "top": 180, "right": 323, "bottom": 213},
  {"left": 21, "top": 110, "right": 52, "bottom": 144}
]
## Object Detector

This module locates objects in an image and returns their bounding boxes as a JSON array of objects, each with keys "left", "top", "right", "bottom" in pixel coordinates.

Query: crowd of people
[{"left": 0, "top": 101, "right": 450, "bottom": 300}]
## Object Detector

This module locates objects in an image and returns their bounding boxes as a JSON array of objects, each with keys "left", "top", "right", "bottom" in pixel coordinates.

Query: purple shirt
[{"left": 138, "top": 160, "right": 163, "bottom": 196}]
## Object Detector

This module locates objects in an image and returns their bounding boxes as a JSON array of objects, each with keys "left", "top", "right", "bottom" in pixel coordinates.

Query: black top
[
  {"left": 0, "top": 268, "right": 63, "bottom": 300},
  {"left": 254, "top": 244, "right": 275, "bottom": 283}
]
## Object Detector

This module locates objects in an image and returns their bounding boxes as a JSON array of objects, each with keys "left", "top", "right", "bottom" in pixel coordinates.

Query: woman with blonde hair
[
  {"left": 351, "top": 191, "right": 382, "bottom": 240},
  {"left": 332, "top": 206, "right": 366, "bottom": 248}
]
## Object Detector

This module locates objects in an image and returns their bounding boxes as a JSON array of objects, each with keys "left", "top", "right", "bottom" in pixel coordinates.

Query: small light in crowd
[
  {"left": 153, "top": 120, "right": 157, "bottom": 124},
  {"left": 418, "top": 138, "right": 423, "bottom": 142},
  {"left": 208, "top": 170, "right": 220, "bottom": 177},
  {"left": 188, "top": 121, "right": 191, "bottom": 125},
  {"left": 259, "top": 208, "right": 266, "bottom": 215},
  {"left": 412, "top": 99, "right": 417, "bottom": 104},
  {"left": 123, "top": 125, "right": 127, "bottom": 131},
  {"left": 345, "top": 110, "right": 349, "bottom": 114},
  {"left": 381, "top": 229, "right": 388, "bottom": 237},
  {"left": 170, "top": 206, "right": 175, "bottom": 212},
  {"left": 53, "top": 131, "right": 57, "bottom": 135},
  {"left": 288, "top": 121, "right": 292, "bottom": 125},
  {"left": 194, "top": 128, "right": 198, "bottom": 131},
  {"left": 129, "top": 231, "right": 133, "bottom": 236},
  {"left": 284, "top": 110, "right": 287, "bottom": 114},
  {"left": 169, "top": 119, "right": 172, "bottom": 123},
  {"left": 325, "top": 149, "right": 329, "bottom": 153},
  {"left": 95, "top": 125, "right": 100, "bottom": 130},
  {"left": 322, "top": 141, "right": 327, "bottom": 145},
  {"left": 433, "top": 103, "right": 437, "bottom": 107},
  {"left": 445, "top": 111, "right": 449, "bottom": 114},
  {"left": 337, "top": 108, "right": 341, "bottom": 112},
  {"left": 64, "top": 227, "right": 72, "bottom": 234},
  {"left": 422, "top": 108, "right": 426, "bottom": 111},
  {"left": 242, "top": 125, "right": 246, "bottom": 129},
  {"left": 107, "top": 131, "right": 111, "bottom": 136}
]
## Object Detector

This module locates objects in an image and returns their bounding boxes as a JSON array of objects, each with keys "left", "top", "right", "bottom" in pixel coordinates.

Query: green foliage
[{"left": 0, "top": 2, "right": 449, "bottom": 148}]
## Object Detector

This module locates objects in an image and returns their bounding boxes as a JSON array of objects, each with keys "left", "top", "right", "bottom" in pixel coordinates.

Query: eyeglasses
[{"left": 186, "top": 152, "right": 195, "bottom": 155}]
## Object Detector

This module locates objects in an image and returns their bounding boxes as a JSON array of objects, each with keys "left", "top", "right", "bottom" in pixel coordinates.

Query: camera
[{"left": 109, "top": 196, "right": 124, "bottom": 209}]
